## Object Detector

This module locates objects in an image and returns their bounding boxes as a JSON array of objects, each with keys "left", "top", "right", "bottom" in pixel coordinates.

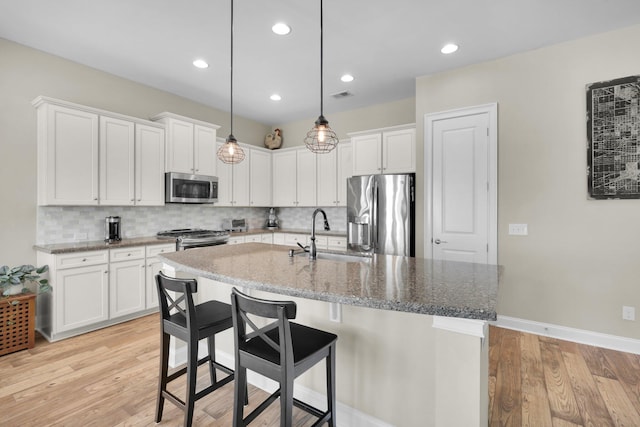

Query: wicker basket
[{"left": 0, "top": 292, "right": 36, "bottom": 356}]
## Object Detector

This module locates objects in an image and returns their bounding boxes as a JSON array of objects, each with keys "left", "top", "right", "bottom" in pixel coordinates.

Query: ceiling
[{"left": 2, "top": 0, "right": 640, "bottom": 125}]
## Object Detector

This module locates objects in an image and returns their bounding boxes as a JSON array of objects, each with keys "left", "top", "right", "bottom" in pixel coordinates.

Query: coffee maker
[
  {"left": 105, "top": 216, "right": 121, "bottom": 243},
  {"left": 266, "top": 208, "right": 279, "bottom": 230}
]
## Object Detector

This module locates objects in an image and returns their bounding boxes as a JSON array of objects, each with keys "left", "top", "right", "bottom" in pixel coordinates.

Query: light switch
[{"left": 508, "top": 224, "right": 528, "bottom": 236}]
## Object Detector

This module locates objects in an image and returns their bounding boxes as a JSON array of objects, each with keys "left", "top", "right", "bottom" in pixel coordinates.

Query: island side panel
[{"left": 195, "top": 276, "right": 439, "bottom": 427}]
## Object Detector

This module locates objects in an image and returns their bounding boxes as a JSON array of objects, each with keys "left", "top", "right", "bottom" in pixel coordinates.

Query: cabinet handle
[
  {"left": 127, "top": 253, "right": 131, "bottom": 257},
  {"left": 104, "top": 271, "right": 108, "bottom": 274},
  {"left": 82, "top": 258, "right": 87, "bottom": 262},
  {"left": 94, "top": 197, "right": 98, "bottom": 201}
]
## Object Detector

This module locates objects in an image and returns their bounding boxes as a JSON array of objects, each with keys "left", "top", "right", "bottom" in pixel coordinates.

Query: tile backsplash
[{"left": 37, "top": 205, "right": 347, "bottom": 244}]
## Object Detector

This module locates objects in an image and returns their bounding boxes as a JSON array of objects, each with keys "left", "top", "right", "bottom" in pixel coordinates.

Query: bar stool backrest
[
  {"left": 156, "top": 271, "right": 199, "bottom": 338},
  {"left": 231, "top": 288, "right": 297, "bottom": 368}
]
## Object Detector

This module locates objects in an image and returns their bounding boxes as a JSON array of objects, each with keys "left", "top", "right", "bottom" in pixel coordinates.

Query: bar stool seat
[
  {"left": 231, "top": 287, "right": 338, "bottom": 427},
  {"left": 155, "top": 271, "right": 235, "bottom": 427}
]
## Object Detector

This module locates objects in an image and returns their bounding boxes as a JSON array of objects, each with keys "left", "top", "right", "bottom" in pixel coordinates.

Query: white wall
[
  {"left": 0, "top": 38, "right": 271, "bottom": 266},
  {"left": 416, "top": 24, "right": 640, "bottom": 340}
]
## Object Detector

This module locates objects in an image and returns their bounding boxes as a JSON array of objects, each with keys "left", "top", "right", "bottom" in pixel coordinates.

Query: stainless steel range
[{"left": 157, "top": 228, "right": 230, "bottom": 251}]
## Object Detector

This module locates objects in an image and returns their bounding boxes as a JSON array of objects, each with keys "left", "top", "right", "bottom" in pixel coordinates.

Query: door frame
[{"left": 423, "top": 103, "right": 498, "bottom": 263}]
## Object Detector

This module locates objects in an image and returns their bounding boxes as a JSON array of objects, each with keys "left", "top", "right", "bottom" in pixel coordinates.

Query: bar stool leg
[
  {"left": 233, "top": 366, "right": 248, "bottom": 426},
  {"left": 280, "top": 373, "right": 294, "bottom": 427},
  {"left": 327, "top": 344, "right": 336, "bottom": 427},
  {"left": 207, "top": 335, "right": 217, "bottom": 385},
  {"left": 155, "top": 331, "right": 170, "bottom": 422},
  {"left": 184, "top": 340, "right": 198, "bottom": 427}
]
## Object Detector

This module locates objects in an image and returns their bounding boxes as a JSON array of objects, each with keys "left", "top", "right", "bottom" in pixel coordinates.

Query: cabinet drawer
[
  {"left": 284, "top": 233, "right": 308, "bottom": 246},
  {"left": 110, "top": 246, "right": 145, "bottom": 262},
  {"left": 314, "top": 236, "right": 329, "bottom": 249},
  {"left": 228, "top": 236, "right": 245, "bottom": 245},
  {"left": 327, "top": 237, "right": 347, "bottom": 250},
  {"left": 55, "top": 250, "right": 109, "bottom": 270},
  {"left": 146, "top": 244, "right": 176, "bottom": 257},
  {"left": 261, "top": 233, "right": 274, "bottom": 244},
  {"left": 244, "top": 234, "right": 263, "bottom": 243}
]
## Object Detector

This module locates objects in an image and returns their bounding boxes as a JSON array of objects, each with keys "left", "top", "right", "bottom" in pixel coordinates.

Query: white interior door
[{"left": 425, "top": 104, "right": 497, "bottom": 264}]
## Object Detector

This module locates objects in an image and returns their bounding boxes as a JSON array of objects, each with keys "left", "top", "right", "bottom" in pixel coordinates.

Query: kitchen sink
[{"left": 293, "top": 250, "right": 372, "bottom": 263}]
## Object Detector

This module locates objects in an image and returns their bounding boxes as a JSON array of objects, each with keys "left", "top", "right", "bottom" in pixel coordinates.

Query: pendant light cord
[
  {"left": 319, "top": 0, "right": 324, "bottom": 118},
  {"left": 230, "top": 0, "right": 234, "bottom": 136}
]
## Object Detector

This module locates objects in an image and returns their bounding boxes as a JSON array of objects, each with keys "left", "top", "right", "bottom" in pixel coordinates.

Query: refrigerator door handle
[{"left": 372, "top": 179, "right": 378, "bottom": 251}]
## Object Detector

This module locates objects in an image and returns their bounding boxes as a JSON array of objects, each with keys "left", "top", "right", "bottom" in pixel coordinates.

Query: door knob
[{"left": 434, "top": 239, "right": 448, "bottom": 244}]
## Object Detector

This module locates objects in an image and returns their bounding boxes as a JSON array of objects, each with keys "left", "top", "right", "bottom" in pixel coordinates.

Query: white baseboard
[
  {"left": 494, "top": 315, "right": 640, "bottom": 355},
  {"left": 172, "top": 345, "right": 393, "bottom": 427}
]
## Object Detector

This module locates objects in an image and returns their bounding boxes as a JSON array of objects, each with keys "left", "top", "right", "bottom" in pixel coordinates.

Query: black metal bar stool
[
  {"left": 155, "top": 271, "right": 235, "bottom": 427},
  {"left": 230, "top": 287, "right": 338, "bottom": 427}
]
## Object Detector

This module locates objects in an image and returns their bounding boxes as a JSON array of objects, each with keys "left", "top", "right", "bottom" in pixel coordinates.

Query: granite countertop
[
  {"left": 34, "top": 228, "right": 346, "bottom": 255},
  {"left": 33, "top": 236, "right": 175, "bottom": 254},
  {"left": 158, "top": 242, "right": 501, "bottom": 321}
]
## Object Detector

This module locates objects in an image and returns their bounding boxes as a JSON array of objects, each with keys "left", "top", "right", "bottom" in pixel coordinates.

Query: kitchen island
[{"left": 159, "top": 243, "right": 501, "bottom": 427}]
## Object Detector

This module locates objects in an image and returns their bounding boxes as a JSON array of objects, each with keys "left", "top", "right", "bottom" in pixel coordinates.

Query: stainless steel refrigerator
[{"left": 347, "top": 173, "right": 415, "bottom": 256}]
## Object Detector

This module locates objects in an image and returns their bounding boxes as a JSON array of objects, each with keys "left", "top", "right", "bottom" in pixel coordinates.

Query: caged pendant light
[
  {"left": 304, "top": 0, "right": 339, "bottom": 154},
  {"left": 217, "top": 0, "right": 246, "bottom": 164}
]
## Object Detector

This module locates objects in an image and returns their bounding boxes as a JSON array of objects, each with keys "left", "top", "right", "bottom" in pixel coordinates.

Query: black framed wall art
[{"left": 586, "top": 75, "right": 640, "bottom": 199}]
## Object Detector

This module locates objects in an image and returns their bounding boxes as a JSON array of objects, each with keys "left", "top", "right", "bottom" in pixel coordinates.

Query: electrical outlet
[
  {"left": 623, "top": 306, "right": 635, "bottom": 321},
  {"left": 508, "top": 224, "right": 528, "bottom": 236},
  {"left": 74, "top": 232, "right": 88, "bottom": 241}
]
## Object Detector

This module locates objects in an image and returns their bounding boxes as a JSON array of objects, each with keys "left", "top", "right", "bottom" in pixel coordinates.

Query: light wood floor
[
  {"left": 2, "top": 315, "right": 639, "bottom": 426},
  {"left": 489, "top": 326, "right": 640, "bottom": 426}
]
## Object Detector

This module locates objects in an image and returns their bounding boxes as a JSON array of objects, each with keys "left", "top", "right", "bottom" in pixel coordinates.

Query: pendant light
[
  {"left": 217, "top": 0, "right": 245, "bottom": 164},
  {"left": 304, "top": 0, "right": 338, "bottom": 154}
]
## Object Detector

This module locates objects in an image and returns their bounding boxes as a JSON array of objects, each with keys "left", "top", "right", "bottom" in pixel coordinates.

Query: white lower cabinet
[
  {"left": 146, "top": 244, "right": 175, "bottom": 309},
  {"left": 109, "top": 247, "right": 146, "bottom": 319},
  {"left": 37, "top": 243, "right": 174, "bottom": 342},
  {"left": 55, "top": 261, "right": 109, "bottom": 333}
]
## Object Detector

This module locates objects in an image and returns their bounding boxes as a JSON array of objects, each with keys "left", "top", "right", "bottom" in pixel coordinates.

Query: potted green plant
[{"left": 0, "top": 264, "right": 50, "bottom": 297}]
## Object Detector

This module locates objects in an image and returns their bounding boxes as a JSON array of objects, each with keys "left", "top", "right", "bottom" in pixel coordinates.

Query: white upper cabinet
[
  {"left": 272, "top": 148, "right": 317, "bottom": 207},
  {"left": 250, "top": 148, "right": 272, "bottom": 207},
  {"left": 194, "top": 125, "right": 217, "bottom": 176},
  {"left": 35, "top": 102, "right": 99, "bottom": 205},
  {"left": 216, "top": 140, "right": 250, "bottom": 206},
  {"left": 317, "top": 141, "right": 352, "bottom": 206},
  {"left": 272, "top": 149, "right": 298, "bottom": 207},
  {"left": 33, "top": 97, "right": 165, "bottom": 207},
  {"left": 350, "top": 124, "right": 415, "bottom": 176},
  {"left": 99, "top": 116, "right": 135, "bottom": 205},
  {"left": 135, "top": 124, "right": 165, "bottom": 206},
  {"left": 152, "top": 112, "right": 219, "bottom": 176}
]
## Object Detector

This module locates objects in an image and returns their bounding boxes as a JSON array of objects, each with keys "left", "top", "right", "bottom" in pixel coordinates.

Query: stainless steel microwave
[{"left": 165, "top": 172, "right": 218, "bottom": 204}]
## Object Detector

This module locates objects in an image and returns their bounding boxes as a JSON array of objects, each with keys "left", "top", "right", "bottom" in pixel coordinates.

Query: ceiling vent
[{"left": 331, "top": 90, "right": 353, "bottom": 99}]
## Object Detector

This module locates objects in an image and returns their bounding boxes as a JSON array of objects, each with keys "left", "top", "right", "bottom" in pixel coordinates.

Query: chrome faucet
[{"left": 309, "top": 208, "right": 330, "bottom": 260}]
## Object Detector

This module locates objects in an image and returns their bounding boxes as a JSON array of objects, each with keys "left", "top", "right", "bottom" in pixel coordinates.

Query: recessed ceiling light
[
  {"left": 341, "top": 74, "right": 354, "bottom": 83},
  {"left": 440, "top": 43, "right": 459, "bottom": 54},
  {"left": 193, "top": 59, "right": 209, "bottom": 69},
  {"left": 272, "top": 23, "right": 291, "bottom": 35},
  {"left": 270, "top": 94, "right": 282, "bottom": 101}
]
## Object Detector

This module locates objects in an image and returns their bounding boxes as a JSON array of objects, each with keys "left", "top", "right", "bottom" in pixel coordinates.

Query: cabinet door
[
  {"left": 146, "top": 257, "right": 162, "bottom": 309},
  {"left": 109, "top": 259, "right": 146, "bottom": 319},
  {"left": 232, "top": 151, "right": 251, "bottom": 206},
  {"left": 215, "top": 142, "right": 233, "bottom": 206},
  {"left": 250, "top": 149, "right": 272, "bottom": 207},
  {"left": 135, "top": 124, "right": 165, "bottom": 206},
  {"left": 272, "top": 150, "right": 298, "bottom": 206},
  {"left": 165, "top": 119, "right": 194, "bottom": 174},
  {"left": 352, "top": 133, "right": 382, "bottom": 176},
  {"left": 55, "top": 264, "right": 109, "bottom": 332},
  {"left": 383, "top": 128, "right": 415, "bottom": 174},
  {"left": 145, "top": 244, "right": 175, "bottom": 309},
  {"left": 100, "top": 116, "right": 135, "bottom": 206},
  {"left": 41, "top": 105, "right": 99, "bottom": 205},
  {"left": 194, "top": 125, "right": 217, "bottom": 176},
  {"left": 316, "top": 148, "right": 337, "bottom": 206},
  {"left": 296, "top": 149, "right": 317, "bottom": 206},
  {"left": 336, "top": 142, "right": 353, "bottom": 206}
]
